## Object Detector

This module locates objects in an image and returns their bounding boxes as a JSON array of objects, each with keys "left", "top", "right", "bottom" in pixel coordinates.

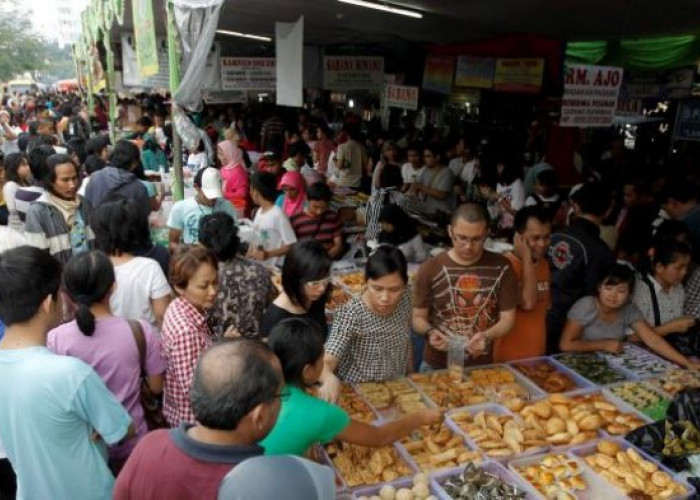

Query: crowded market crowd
[{"left": 1, "top": 90, "right": 700, "bottom": 500}]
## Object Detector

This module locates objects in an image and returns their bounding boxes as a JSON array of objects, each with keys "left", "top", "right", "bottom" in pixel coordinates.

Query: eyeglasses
[
  {"left": 305, "top": 276, "right": 331, "bottom": 288},
  {"left": 451, "top": 232, "right": 487, "bottom": 245},
  {"left": 273, "top": 387, "right": 291, "bottom": 402}
]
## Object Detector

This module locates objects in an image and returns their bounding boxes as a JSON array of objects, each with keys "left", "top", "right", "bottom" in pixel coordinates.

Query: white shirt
[
  {"left": 401, "top": 162, "right": 424, "bottom": 185},
  {"left": 186, "top": 152, "right": 208, "bottom": 173},
  {"left": 497, "top": 179, "right": 525, "bottom": 228},
  {"left": 252, "top": 205, "right": 297, "bottom": 267},
  {"left": 110, "top": 257, "right": 172, "bottom": 329}
]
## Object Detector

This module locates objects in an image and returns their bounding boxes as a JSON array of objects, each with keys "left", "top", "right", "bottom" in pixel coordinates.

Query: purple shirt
[{"left": 47, "top": 316, "right": 166, "bottom": 459}]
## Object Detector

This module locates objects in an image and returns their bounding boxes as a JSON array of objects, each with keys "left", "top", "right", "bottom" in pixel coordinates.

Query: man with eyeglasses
[
  {"left": 114, "top": 340, "right": 285, "bottom": 500},
  {"left": 413, "top": 203, "right": 518, "bottom": 371}
]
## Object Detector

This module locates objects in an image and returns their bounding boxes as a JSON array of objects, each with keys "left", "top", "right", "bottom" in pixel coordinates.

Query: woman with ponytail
[{"left": 47, "top": 250, "right": 166, "bottom": 472}]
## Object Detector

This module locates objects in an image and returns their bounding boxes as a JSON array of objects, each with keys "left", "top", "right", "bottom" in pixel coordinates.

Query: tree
[{"left": 0, "top": 2, "right": 50, "bottom": 81}]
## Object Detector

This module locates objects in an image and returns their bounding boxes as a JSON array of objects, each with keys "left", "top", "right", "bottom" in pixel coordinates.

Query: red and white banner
[
  {"left": 385, "top": 84, "right": 419, "bottom": 110},
  {"left": 560, "top": 64, "right": 623, "bottom": 127}
]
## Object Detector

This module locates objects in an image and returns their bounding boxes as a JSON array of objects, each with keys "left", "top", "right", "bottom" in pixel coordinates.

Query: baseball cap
[
  {"left": 195, "top": 167, "right": 223, "bottom": 199},
  {"left": 217, "top": 455, "right": 336, "bottom": 500}
]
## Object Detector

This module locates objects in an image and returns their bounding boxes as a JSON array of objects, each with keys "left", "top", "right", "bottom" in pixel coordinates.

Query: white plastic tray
[
  {"left": 431, "top": 461, "right": 537, "bottom": 500},
  {"left": 508, "top": 356, "right": 595, "bottom": 395}
]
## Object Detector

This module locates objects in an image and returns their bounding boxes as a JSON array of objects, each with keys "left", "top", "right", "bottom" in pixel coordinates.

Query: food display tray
[
  {"left": 552, "top": 352, "right": 630, "bottom": 386},
  {"left": 395, "top": 418, "right": 482, "bottom": 473},
  {"left": 601, "top": 343, "right": 679, "bottom": 380},
  {"left": 431, "top": 461, "right": 538, "bottom": 500},
  {"left": 570, "top": 438, "right": 696, "bottom": 500},
  {"left": 447, "top": 403, "right": 548, "bottom": 462},
  {"left": 507, "top": 451, "right": 627, "bottom": 500},
  {"left": 603, "top": 380, "right": 672, "bottom": 421},
  {"left": 463, "top": 364, "right": 547, "bottom": 403},
  {"left": 508, "top": 356, "right": 595, "bottom": 395},
  {"left": 351, "top": 475, "right": 441, "bottom": 500},
  {"left": 354, "top": 379, "right": 437, "bottom": 422}
]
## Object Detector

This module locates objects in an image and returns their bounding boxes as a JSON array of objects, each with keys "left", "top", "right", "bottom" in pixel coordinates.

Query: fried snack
[
  {"left": 515, "top": 454, "right": 587, "bottom": 499},
  {"left": 450, "top": 409, "right": 547, "bottom": 459},
  {"left": 512, "top": 361, "right": 580, "bottom": 393},
  {"left": 608, "top": 381, "right": 671, "bottom": 420},
  {"left": 400, "top": 426, "right": 481, "bottom": 471},
  {"left": 465, "top": 367, "right": 534, "bottom": 403},
  {"left": 337, "top": 385, "right": 375, "bottom": 423},
  {"left": 648, "top": 369, "right": 700, "bottom": 396},
  {"left": 356, "top": 379, "right": 428, "bottom": 415},
  {"left": 409, "top": 372, "right": 488, "bottom": 409},
  {"left": 327, "top": 443, "right": 413, "bottom": 488},
  {"left": 583, "top": 440, "right": 686, "bottom": 498},
  {"left": 326, "top": 287, "right": 351, "bottom": 311},
  {"left": 335, "top": 271, "right": 365, "bottom": 294},
  {"left": 517, "top": 393, "right": 646, "bottom": 447}
]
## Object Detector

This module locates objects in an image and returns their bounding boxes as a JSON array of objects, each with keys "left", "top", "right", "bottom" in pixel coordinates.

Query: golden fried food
[
  {"left": 450, "top": 409, "right": 547, "bottom": 458},
  {"left": 327, "top": 444, "right": 413, "bottom": 488},
  {"left": 409, "top": 372, "right": 487, "bottom": 409},
  {"left": 400, "top": 425, "right": 481, "bottom": 471},
  {"left": 513, "top": 362, "right": 580, "bottom": 393},
  {"left": 515, "top": 454, "right": 588, "bottom": 499},
  {"left": 583, "top": 440, "right": 686, "bottom": 498},
  {"left": 356, "top": 379, "right": 428, "bottom": 414},
  {"left": 337, "top": 385, "right": 375, "bottom": 423}
]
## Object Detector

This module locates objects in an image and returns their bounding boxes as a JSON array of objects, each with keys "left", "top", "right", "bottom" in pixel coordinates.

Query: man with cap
[
  {"left": 114, "top": 339, "right": 287, "bottom": 500},
  {"left": 167, "top": 166, "right": 238, "bottom": 252},
  {"left": 217, "top": 455, "right": 335, "bottom": 500}
]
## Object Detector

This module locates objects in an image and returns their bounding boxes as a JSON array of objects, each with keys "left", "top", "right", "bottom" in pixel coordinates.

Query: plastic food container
[
  {"left": 408, "top": 370, "right": 489, "bottom": 410},
  {"left": 337, "top": 384, "right": 382, "bottom": 423},
  {"left": 464, "top": 364, "right": 547, "bottom": 403},
  {"left": 396, "top": 418, "right": 482, "bottom": 473},
  {"left": 507, "top": 452, "right": 627, "bottom": 500},
  {"left": 352, "top": 475, "right": 440, "bottom": 500},
  {"left": 447, "top": 403, "right": 548, "bottom": 462},
  {"left": 508, "top": 356, "right": 595, "bottom": 395},
  {"left": 601, "top": 343, "right": 678, "bottom": 380},
  {"left": 431, "top": 461, "right": 537, "bottom": 500},
  {"left": 604, "top": 381, "right": 671, "bottom": 421},
  {"left": 552, "top": 352, "right": 629, "bottom": 386},
  {"left": 570, "top": 438, "right": 696, "bottom": 500},
  {"left": 322, "top": 441, "right": 417, "bottom": 492},
  {"left": 566, "top": 388, "right": 653, "bottom": 438},
  {"left": 355, "top": 378, "right": 436, "bottom": 422}
]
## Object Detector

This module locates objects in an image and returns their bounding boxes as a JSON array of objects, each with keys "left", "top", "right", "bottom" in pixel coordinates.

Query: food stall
[{"left": 325, "top": 344, "right": 700, "bottom": 500}]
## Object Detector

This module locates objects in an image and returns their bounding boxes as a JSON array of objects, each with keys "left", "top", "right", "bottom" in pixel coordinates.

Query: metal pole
[
  {"left": 166, "top": 0, "right": 184, "bottom": 201},
  {"left": 103, "top": 34, "right": 117, "bottom": 145}
]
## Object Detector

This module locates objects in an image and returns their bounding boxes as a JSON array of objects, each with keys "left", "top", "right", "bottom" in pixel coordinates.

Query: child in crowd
[
  {"left": 260, "top": 317, "right": 442, "bottom": 456},
  {"left": 185, "top": 140, "right": 208, "bottom": 173},
  {"left": 559, "top": 263, "right": 700, "bottom": 369}
]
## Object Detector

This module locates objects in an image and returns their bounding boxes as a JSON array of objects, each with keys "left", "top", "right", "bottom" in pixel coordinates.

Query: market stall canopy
[{"left": 116, "top": 0, "right": 700, "bottom": 46}]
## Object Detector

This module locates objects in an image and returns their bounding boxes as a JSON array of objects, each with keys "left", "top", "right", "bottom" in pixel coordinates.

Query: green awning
[{"left": 567, "top": 35, "right": 700, "bottom": 70}]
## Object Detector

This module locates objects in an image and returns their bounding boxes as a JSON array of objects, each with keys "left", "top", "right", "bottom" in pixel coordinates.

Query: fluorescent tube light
[
  {"left": 216, "top": 30, "right": 272, "bottom": 42},
  {"left": 338, "top": 0, "right": 423, "bottom": 19}
]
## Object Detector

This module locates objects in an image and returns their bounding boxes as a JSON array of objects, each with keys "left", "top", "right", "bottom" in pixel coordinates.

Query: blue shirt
[
  {"left": 166, "top": 198, "right": 238, "bottom": 244},
  {"left": 0, "top": 320, "right": 4, "bottom": 341},
  {"left": 0, "top": 347, "right": 132, "bottom": 500}
]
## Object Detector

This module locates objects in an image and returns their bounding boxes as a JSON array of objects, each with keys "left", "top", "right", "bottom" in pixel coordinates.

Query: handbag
[{"left": 128, "top": 320, "right": 169, "bottom": 430}]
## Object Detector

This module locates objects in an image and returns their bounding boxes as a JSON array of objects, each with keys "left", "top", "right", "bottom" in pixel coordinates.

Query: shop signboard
[
  {"left": 674, "top": 99, "right": 700, "bottom": 141},
  {"left": 220, "top": 57, "right": 276, "bottom": 91},
  {"left": 203, "top": 91, "right": 247, "bottom": 105},
  {"left": 132, "top": 0, "right": 158, "bottom": 78},
  {"left": 622, "top": 67, "right": 694, "bottom": 100},
  {"left": 122, "top": 34, "right": 220, "bottom": 90},
  {"left": 323, "top": 56, "right": 384, "bottom": 90},
  {"left": 422, "top": 54, "right": 455, "bottom": 94},
  {"left": 493, "top": 58, "right": 544, "bottom": 93},
  {"left": 385, "top": 84, "right": 419, "bottom": 110},
  {"left": 455, "top": 56, "right": 494, "bottom": 89},
  {"left": 560, "top": 64, "right": 624, "bottom": 127}
]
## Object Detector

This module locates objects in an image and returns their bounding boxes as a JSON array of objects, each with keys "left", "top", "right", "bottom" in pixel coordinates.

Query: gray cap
[{"left": 217, "top": 455, "right": 336, "bottom": 500}]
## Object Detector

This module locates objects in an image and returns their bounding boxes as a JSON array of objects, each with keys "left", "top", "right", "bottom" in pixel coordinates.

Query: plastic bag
[{"left": 626, "top": 388, "right": 700, "bottom": 473}]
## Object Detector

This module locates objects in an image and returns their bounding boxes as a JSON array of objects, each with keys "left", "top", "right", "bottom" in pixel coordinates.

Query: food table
[{"left": 326, "top": 347, "right": 700, "bottom": 499}]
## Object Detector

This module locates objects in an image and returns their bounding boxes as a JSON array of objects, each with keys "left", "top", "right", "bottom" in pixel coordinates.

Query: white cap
[{"left": 197, "top": 167, "right": 224, "bottom": 199}]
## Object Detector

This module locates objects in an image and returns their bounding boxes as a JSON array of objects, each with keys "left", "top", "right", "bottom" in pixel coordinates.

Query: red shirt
[
  {"left": 161, "top": 298, "right": 213, "bottom": 426},
  {"left": 114, "top": 425, "right": 264, "bottom": 500}
]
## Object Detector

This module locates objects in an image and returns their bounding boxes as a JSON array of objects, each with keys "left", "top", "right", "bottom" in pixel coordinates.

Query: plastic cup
[{"left": 448, "top": 336, "right": 467, "bottom": 381}]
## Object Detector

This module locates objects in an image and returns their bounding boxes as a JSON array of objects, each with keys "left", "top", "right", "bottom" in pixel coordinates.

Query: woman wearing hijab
[
  {"left": 219, "top": 140, "right": 249, "bottom": 218},
  {"left": 276, "top": 171, "right": 307, "bottom": 218}
]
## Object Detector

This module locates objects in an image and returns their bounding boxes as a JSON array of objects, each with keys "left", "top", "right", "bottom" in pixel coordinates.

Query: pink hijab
[
  {"left": 279, "top": 171, "right": 306, "bottom": 217},
  {"left": 218, "top": 140, "right": 244, "bottom": 168}
]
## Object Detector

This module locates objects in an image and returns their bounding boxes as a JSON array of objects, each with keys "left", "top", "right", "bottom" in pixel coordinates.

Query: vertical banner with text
[
  {"left": 132, "top": 0, "right": 159, "bottom": 78},
  {"left": 560, "top": 64, "right": 623, "bottom": 127}
]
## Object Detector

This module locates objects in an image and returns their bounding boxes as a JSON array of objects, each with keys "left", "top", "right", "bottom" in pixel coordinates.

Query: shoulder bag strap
[
  {"left": 128, "top": 319, "right": 147, "bottom": 375},
  {"left": 641, "top": 276, "right": 661, "bottom": 327}
]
